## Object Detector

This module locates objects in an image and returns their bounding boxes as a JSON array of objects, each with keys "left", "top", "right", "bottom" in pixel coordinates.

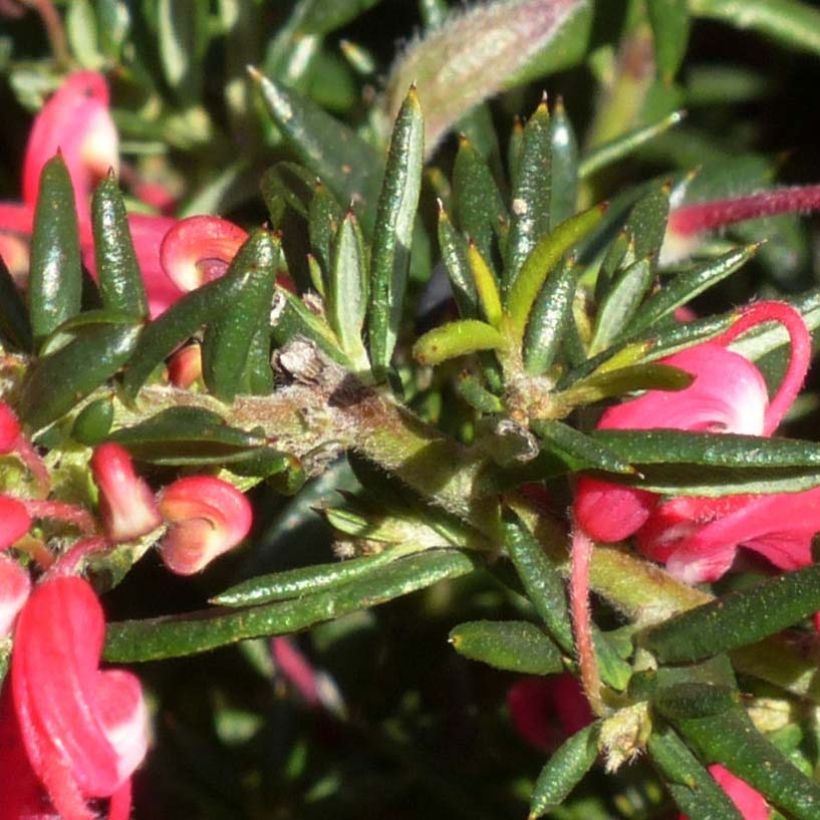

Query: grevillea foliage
[{"left": 4, "top": 1, "right": 820, "bottom": 817}]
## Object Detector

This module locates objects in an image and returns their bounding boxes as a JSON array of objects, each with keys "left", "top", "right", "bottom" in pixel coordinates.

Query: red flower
[
  {"left": 157, "top": 476, "right": 252, "bottom": 574},
  {"left": 0, "top": 554, "right": 30, "bottom": 638},
  {"left": 679, "top": 765, "right": 769, "bottom": 820},
  {"left": 9, "top": 575, "right": 148, "bottom": 819}
]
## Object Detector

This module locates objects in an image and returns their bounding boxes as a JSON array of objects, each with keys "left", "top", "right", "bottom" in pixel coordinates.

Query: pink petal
[
  {"left": 0, "top": 553, "right": 30, "bottom": 637},
  {"left": 574, "top": 477, "right": 655, "bottom": 543},
  {"left": 708, "top": 765, "right": 769, "bottom": 820},
  {"left": 0, "top": 495, "right": 32, "bottom": 551}
]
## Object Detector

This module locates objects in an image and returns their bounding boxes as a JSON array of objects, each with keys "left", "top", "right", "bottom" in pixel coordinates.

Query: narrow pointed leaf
[
  {"left": 523, "top": 256, "right": 578, "bottom": 374},
  {"left": 505, "top": 101, "right": 552, "bottom": 288},
  {"left": 413, "top": 320, "right": 506, "bottom": 366},
  {"left": 0, "top": 256, "right": 33, "bottom": 351},
  {"left": 308, "top": 182, "right": 343, "bottom": 275},
  {"left": 558, "top": 362, "right": 693, "bottom": 405},
  {"left": 453, "top": 136, "right": 507, "bottom": 261},
  {"left": 202, "top": 231, "right": 279, "bottom": 402},
  {"left": 629, "top": 182, "right": 671, "bottom": 262},
  {"left": 467, "top": 243, "right": 502, "bottom": 327},
  {"left": 294, "top": 0, "right": 383, "bottom": 35},
  {"left": 647, "top": 725, "right": 744, "bottom": 820},
  {"left": 449, "top": 620, "right": 563, "bottom": 674},
  {"left": 158, "top": 0, "right": 208, "bottom": 102},
  {"left": 529, "top": 724, "right": 599, "bottom": 818},
  {"left": 647, "top": 0, "right": 691, "bottom": 81},
  {"left": 579, "top": 112, "right": 685, "bottom": 178},
  {"left": 261, "top": 162, "right": 316, "bottom": 227},
  {"left": 252, "top": 70, "right": 380, "bottom": 213},
  {"left": 628, "top": 244, "right": 758, "bottom": 336},
  {"left": 72, "top": 397, "right": 115, "bottom": 445},
  {"left": 368, "top": 88, "right": 424, "bottom": 378},
  {"left": 28, "top": 155, "right": 82, "bottom": 346},
  {"left": 548, "top": 99, "right": 579, "bottom": 226},
  {"left": 328, "top": 212, "right": 370, "bottom": 370},
  {"left": 104, "top": 549, "right": 478, "bottom": 661},
  {"left": 667, "top": 701, "right": 820, "bottom": 820},
  {"left": 533, "top": 420, "right": 635, "bottom": 475},
  {"left": 20, "top": 322, "right": 140, "bottom": 432},
  {"left": 590, "top": 256, "right": 654, "bottom": 355},
  {"left": 92, "top": 174, "right": 149, "bottom": 319},
  {"left": 643, "top": 563, "right": 820, "bottom": 664},
  {"left": 455, "top": 371, "right": 504, "bottom": 413},
  {"left": 507, "top": 205, "right": 606, "bottom": 344},
  {"left": 438, "top": 207, "right": 479, "bottom": 317}
]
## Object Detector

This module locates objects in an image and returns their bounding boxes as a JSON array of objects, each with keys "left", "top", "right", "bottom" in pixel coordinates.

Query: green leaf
[
  {"left": 201, "top": 231, "right": 280, "bottom": 402},
  {"left": 214, "top": 546, "right": 419, "bottom": 606},
  {"left": 529, "top": 724, "right": 600, "bottom": 818},
  {"left": 647, "top": 0, "right": 691, "bottom": 82},
  {"left": 548, "top": 98, "right": 579, "bottom": 227},
  {"left": 28, "top": 155, "right": 82, "bottom": 347},
  {"left": 558, "top": 362, "right": 693, "bottom": 406},
  {"left": 66, "top": 0, "right": 103, "bottom": 69},
  {"left": 413, "top": 320, "right": 506, "bottom": 366},
  {"left": 71, "top": 397, "right": 114, "bottom": 445},
  {"left": 503, "top": 508, "right": 574, "bottom": 654},
  {"left": 533, "top": 420, "right": 635, "bottom": 475},
  {"left": 91, "top": 174, "right": 149, "bottom": 319},
  {"left": 108, "top": 407, "right": 272, "bottom": 466},
  {"left": 507, "top": 205, "right": 606, "bottom": 345},
  {"left": 628, "top": 182, "right": 671, "bottom": 262},
  {"left": 642, "top": 564, "right": 820, "bottom": 664},
  {"left": 591, "top": 429, "right": 820, "bottom": 495},
  {"left": 0, "top": 256, "right": 33, "bottom": 352},
  {"left": 20, "top": 322, "right": 140, "bottom": 433},
  {"left": 628, "top": 244, "right": 758, "bottom": 336},
  {"left": 367, "top": 87, "right": 424, "bottom": 379},
  {"left": 666, "top": 699, "right": 820, "bottom": 820},
  {"left": 453, "top": 135, "right": 508, "bottom": 262},
  {"left": 652, "top": 682, "right": 739, "bottom": 721},
  {"left": 578, "top": 111, "right": 685, "bottom": 178},
  {"left": 590, "top": 256, "right": 654, "bottom": 355},
  {"left": 327, "top": 212, "right": 370, "bottom": 371},
  {"left": 122, "top": 266, "right": 261, "bottom": 399},
  {"left": 438, "top": 206, "right": 479, "bottom": 318},
  {"left": 157, "top": 0, "right": 209, "bottom": 102},
  {"left": 293, "top": 0, "right": 382, "bottom": 35},
  {"left": 505, "top": 100, "right": 552, "bottom": 289},
  {"left": 449, "top": 620, "right": 563, "bottom": 675},
  {"left": 307, "top": 181, "right": 343, "bottom": 276},
  {"left": 104, "top": 549, "right": 478, "bottom": 661},
  {"left": 523, "top": 257, "right": 578, "bottom": 375},
  {"left": 260, "top": 162, "right": 316, "bottom": 226},
  {"left": 647, "top": 724, "right": 744, "bottom": 820},
  {"left": 455, "top": 371, "right": 504, "bottom": 414},
  {"left": 252, "top": 70, "right": 380, "bottom": 218},
  {"left": 690, "top": 0, "right": 820, "bottom": 58}
]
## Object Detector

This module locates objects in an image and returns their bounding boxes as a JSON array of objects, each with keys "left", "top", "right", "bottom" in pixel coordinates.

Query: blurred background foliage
[{"left": 4, "top": 1, "right": 820, "bottom": 816}]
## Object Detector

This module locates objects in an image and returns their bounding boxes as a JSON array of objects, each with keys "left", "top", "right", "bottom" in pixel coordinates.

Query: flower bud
[
  {"left": 0, "top": 555, "right": 30, "bottom": 638},
  {"left": 91, "top": 443, "right": 161, "bottom": 541},
  {"left": 157, "top": 476, "right": 252, "bottom": 574},
  {"left": 0, "top": 401, "right": 21, "bottom": 453},
  {"left": 0, "top": 495, "right": 32, "bottom": 551},
  {"left": 168, "top": 342, "right": 202, "bottom": 389}
]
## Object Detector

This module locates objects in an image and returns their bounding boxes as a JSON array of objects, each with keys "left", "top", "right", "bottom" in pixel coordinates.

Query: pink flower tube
[
  {"left": 157, "top": 476, "right": 253, "bottom": 574},
  {"left": 679, "top": 765, "right": 769, "bottom": 820},
  {"left": 11, "top": 576, "right": 149, "bottom": 820}
]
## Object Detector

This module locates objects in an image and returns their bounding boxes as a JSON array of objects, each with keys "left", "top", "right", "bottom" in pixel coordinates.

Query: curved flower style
[
  {"left": 91, "top": 443, "right": 162, "bottom": 542},
  {"left": 157, "top": 476, "right": 253, "bottom": 574},
  {"left": 506, "top": 674, "right": 593, "bottom": 751},
  {"left": 11, "top": 575, "right": 149, "bottom": 820},
  {"left": 574, "top": 300, "right": 812, "bottom": 580}
]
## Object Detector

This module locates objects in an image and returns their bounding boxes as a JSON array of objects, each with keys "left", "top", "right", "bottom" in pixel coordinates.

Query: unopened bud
[{"left": 0, "top": 496, "right": 31, "bottom": 551}]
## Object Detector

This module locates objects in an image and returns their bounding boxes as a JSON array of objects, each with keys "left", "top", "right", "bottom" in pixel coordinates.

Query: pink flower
[
  {"left": 0, "top": 495, "right": 32, "bottom": 551},
  {"left": 10, "top": 575, "right": 149, "bottom": 820},
  {"left": 679, "top": 765, "right": 769, "bottom": 820},
  {"left": 157, "top": 476, "right": 252, "bottom": 574},
  {"left": 91, "top": 443, "right": 161, "bottom": 542},
  {"left": 506, "top": 674, "right": 593, "bottom": 751},
  {"left": 574, "top": 300, "right": 813, "bottom": 584},
  {"left": 0, "top": 554, "right": 30, "bottom": 638}
]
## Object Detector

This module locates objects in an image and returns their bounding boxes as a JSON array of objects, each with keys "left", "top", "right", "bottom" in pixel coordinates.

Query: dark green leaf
[
  {"left": 21, "top": 322, "right": 140, "bottom": 433},
  {"left": 260, "top": 162, "right": 316, "bottom": 227},
  {"left": 438, "top": 206, "right": 479, "bottom": 318},
  {"left": 533, "top": 420, "right": 635, "bottom": 475},
  {"left": 449, "top": 620, "right": 563, "bottom": 674},
  {"left": 627, "top": 181, "right": 671, "bottom": 262},
  {"left": 71, "top": 397, "right": 114, "bottom": 445},
  {"left": 548, "top": 98, "right": 579, "bottom": 227},
  {"left": 308, "top": 182, "right": 343, "bottom": 277},
  {"left": 368, "top": 87, "right": 424, "bottom": 379},
  {"left": 157, "top": 0, "right": 209, "bottom": 102},
  {"left": 294, "top": 0, "right": 382, "bottom": 35},
  {"left": 0, "top": 255, "right": 33, "bottom": 351},
  {"left": 91, "top": 173, "right": 149, "bottom": 319},
  {"left": 642, "top": 564, "right": 820, "bottom": 664},
  {"left": 647, "top": 0, "right": 691, "bottom": 81},
  {"left": 104, "top": 549, "right": 478, "bottom": 661},
  {"left": 28, "top": 155, "right": 82, "bottom": 346}
]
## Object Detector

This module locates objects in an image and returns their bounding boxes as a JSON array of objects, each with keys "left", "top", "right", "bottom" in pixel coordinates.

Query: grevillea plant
[{"left": 6, "top": 0, "right": 820, "bottom": 817}]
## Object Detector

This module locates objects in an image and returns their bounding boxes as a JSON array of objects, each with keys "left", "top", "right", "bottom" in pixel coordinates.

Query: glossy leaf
[
  {"left": 506, "top": 205, "right": 606, "bottom": 345},
  {"left": 307, "top": 182, "right": 343, "bottom": 276},
  {"left": 557, "top": 362, "right": 693, "bottom": 406},
  {"left": 367, "top": 87, "right": 424, "bottom": 379},
  {"left": 0, "top": 256, "right": 33, "bottom": 352},
  {"left": 293, "top": 0, "right": 383, "bottom": 35},
  {"left": 529, "top": 724, "right": 599, "bottom": 818},
  {"left": 467, "top": 243, "right": 502, "bottom": 328},
  {"left": 533, "top": 420, "right": 635, "bottom": 475},
  {"left": 261, "top": 162, "right": 316, "bottom": 227},
  {"left": 628, "top": 182, "right": 671, "bottom": 262},
  {"left": 647, "top": 0, "right": 691, "bottom": 82},
  {"left": 71, "top": 397, "right": 114, "bottom": 445},
  {"left": 642, "top": 563, "right": 820, "bottom": 664},
  {"left": 201, "top": 231, "right": 279, "bottom": 402},
  {"left": 252, "top": 70, "right": 380, "bottom": 216},
  {"left": 104, "top": 549, "right": 478, "bottom": 661},
  {"left": 505, "top": 101, "right": 552, "bottom": 288},
  {"left": 20, "top": 322, "right": 140, "bottom": 433},
  {"left": 438, "top": 207, "right": 479, "bottom": 317},
  {"left": 455, "top": 371, "right": 504, "bottom": 414},
  {"left": 548, "top": 98, "right": 579, "bottom": 226},
  {"left": 91, "top": 174, "right": 149, "bottom": 319},
  {"left": 413, "top": 320, "right": 506, "bottom": 366},
  {"left": 158, "top": 0, "right": 209, "bottom": 102},
  {"left": 28, "top": 155, "right": 82, "bottom": 347}
]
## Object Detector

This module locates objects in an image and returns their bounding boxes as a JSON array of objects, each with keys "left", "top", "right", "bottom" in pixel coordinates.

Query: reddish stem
[
  {"left": 570, "top": 525, "right": 604, "bottom": 716},
  {"left": 22, "top": 500, "right": 96, "bottom": 535},
  {"left": 668, "top": 184, "right": 820, "bottom": 237},
  {"left": 716, "top": 301, "right": 812, "bottom": 435},
  {"left": 47, "top": 537, "right": 107, "bottom": 578},
  {"left": 13, "top": 436, "right": 51, "bottom": 497}
]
